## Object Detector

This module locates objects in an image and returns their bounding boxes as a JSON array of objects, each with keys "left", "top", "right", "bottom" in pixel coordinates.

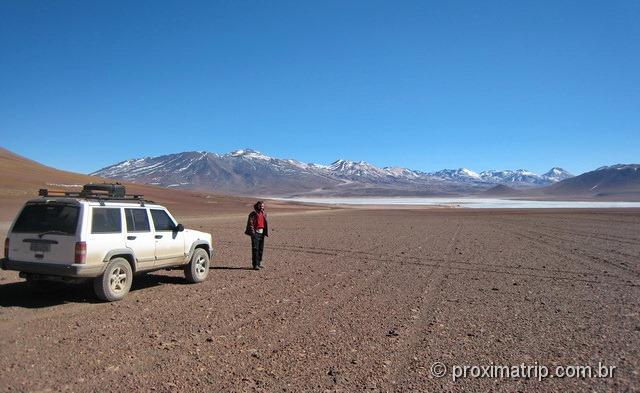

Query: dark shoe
[{"left": 258, "top": 265, "right": 264, "bottom": 269}]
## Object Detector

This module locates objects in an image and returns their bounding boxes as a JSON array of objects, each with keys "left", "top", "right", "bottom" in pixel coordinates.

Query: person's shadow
[{"left": 211, "top": 266, "right": 255, "bottom": 271}]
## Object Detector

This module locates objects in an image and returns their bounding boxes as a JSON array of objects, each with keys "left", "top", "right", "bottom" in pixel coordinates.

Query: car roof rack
[{"left": 38, "top": 183, "right": 154, "bottom": 206}]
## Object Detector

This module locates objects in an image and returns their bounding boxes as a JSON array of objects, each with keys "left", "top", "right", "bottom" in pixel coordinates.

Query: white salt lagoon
[{"left": 276, "top": 197, "right": 640, "bottom": 209}]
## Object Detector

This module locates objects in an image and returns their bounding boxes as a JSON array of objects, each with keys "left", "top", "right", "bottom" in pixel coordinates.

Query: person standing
[{"left": 245, "top": 201, "right": 269, "bottom": 270}]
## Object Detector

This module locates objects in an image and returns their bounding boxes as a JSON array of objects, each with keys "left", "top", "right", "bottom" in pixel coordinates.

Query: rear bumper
[{"left": 0, "top": 258, "right": 105, "bottom": 278}]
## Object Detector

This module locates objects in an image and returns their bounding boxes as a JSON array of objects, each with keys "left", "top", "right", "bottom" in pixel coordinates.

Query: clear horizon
[{"left": 2, "top": 1, "right": 639, "bottom": 175}]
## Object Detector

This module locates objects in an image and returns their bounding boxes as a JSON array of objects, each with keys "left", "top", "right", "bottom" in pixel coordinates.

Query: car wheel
[
  {"left": 185, "top": 248, "right": 209, "bottom": 283},
  {"left": 93, "top": 257, "right": 133, "bottom": 302}
]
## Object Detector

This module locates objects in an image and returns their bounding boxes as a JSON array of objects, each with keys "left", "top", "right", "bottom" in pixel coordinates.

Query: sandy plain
[{"left": 0, "top": 207, "right": 639, "bottom": 392}]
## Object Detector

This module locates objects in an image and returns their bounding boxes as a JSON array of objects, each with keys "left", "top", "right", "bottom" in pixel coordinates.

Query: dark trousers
[{"left": 251, "top": 233, "right": 265, "bottom": 267}]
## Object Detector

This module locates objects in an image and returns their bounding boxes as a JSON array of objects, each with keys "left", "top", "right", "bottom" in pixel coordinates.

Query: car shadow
[
  {"left": 132, "top": 272, "right": 188, "bottom": 288},
  {"left": 0, "top": 272, "right": 189, "bottom": 309},
  {"left": 0, "top": 281, "right": 100, "bottom": 308}
]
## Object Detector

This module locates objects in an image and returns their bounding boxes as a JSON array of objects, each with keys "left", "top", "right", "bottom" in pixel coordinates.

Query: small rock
[{"left": 386, "top": 329, "right": 399, "bottom": 337}]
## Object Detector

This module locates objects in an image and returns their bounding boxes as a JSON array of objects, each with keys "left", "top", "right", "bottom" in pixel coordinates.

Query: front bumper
[{"left": 0, "top": 258, "right": 105, "bottom": 278}]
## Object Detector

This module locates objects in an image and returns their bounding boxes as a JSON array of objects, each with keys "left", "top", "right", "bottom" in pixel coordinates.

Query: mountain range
[
  {"left": 91, "top": 149, "right": 574, "bottom": 196},
  {"left": 0, "top": 146, "right": 637, "bottom": 201}
]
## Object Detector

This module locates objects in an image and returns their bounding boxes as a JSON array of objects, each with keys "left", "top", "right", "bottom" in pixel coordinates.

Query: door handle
[
  {"left": 127, "top": 236, "right": 137, "bottom": 240},
  {"left": 155, "top": 235, "right": 163, "bottom": 239}
]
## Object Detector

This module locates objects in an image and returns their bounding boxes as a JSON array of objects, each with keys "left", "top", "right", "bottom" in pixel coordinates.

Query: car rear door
[
  {"left": 8, "top": 202, "right": 80, "bottom": 264},
  {"left": 124, "top": 208, "right": 155, "bottom": 270},
  {"left": 150, "top": 208, "right": 185, "bottom": 264}
]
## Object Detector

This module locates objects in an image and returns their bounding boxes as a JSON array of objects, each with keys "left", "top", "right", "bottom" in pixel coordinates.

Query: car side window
[
  {"left": 91, "top": 208, "right": 122, "bottom": 234},
  {"left": 150, "top": 209, "right": 175, "bottom": 231},
  {"left": 125, "top": 208, "right": 150, "bottom": 232}
]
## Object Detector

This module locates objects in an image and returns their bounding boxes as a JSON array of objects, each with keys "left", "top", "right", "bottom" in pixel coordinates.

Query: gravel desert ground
[{"left": 1, "top": 208, "right": 639, "bottom": 392}]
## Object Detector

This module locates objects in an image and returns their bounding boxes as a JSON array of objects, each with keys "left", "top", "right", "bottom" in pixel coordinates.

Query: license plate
[{"left": 30, "top": 242, "right": 51, "bottom": 252}]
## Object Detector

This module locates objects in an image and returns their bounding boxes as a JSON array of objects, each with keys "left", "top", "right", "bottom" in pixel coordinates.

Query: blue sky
[{"left": 1, "top": 1, "right": 638, "bottom": 175}]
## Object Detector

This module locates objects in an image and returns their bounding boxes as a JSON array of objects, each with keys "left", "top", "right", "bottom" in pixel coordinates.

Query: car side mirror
[{"left": 175, "top": 224, "right": 184, "bottom": 232}]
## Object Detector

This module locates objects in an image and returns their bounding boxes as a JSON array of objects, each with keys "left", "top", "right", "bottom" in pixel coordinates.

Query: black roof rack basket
[
  {"left": 38, "top": 183, "right": 153, "bottom": 205},
  {"left": 82, "top": 183, "right": 126, "bottom": 198}
]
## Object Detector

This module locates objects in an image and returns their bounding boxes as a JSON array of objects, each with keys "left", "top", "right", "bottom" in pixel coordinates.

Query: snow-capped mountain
[
  {"left": 542, "top": 167, "right": 573, "bottom": 182},
  {"left": 430, "top": 168, "right": 483, "bottom": 182},
  {"left": 327, "top": 160, "right": 422, "bottom": 182},
  {"left": 425, "top": 167, "right": 573, "bottom": 187},
  {"left": 329, "top": 160, "right": 389, "bottom": 180},
  {"left": 91, "top": 149, "right": 573, "bottom": 196}
]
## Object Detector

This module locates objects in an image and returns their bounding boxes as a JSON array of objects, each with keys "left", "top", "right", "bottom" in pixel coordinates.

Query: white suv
[{"left": 1, "top": 184, "right": 213, "bottom": 301}]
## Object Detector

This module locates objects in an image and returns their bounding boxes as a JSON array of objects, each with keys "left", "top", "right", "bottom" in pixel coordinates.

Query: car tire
[
  {"left": 185, "top": 248, "right": 209, "bottom": 283},
  {"left": 93, "top": 257, "right": 133, "bottom": 302}
]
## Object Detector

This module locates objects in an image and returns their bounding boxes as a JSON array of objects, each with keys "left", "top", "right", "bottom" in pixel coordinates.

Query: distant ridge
[
  {"left": 539, "top": 164, "right": 640, "bottom": 200},
  {"left": 91, "top": 148, "right": 572, "bottom": 196},
  {"left": 481, "top": 184, "right": 521, "bottom": 197}
]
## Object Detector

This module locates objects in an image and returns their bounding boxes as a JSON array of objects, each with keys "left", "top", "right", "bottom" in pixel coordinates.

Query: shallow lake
[{"left": 276, "top": 197, "right": 640, "bottom": 209}]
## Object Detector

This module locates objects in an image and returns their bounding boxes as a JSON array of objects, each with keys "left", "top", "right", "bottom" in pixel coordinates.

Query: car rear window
[
  {"left": 91, "top": 208, "right": 122, "bottom": 234},
  {"left": 125, "top": 208, "right": 150, "bottom": 232},
  {"left": 150, "top": 209, "right": 175, "bottom": 231},
  {"left": 12, "top": 203, "right": 79, "bottom": 235}
]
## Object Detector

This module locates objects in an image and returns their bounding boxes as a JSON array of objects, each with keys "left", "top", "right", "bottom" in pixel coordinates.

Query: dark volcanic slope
[
  {"left": 0, "top": 209, "right": 638, "bottom": 392},
  {"left": 540, "top": 164, "right": 640, "bottom": 200},
  {"left": 480, "top": 184, "right": 522, "bottom": 197}
]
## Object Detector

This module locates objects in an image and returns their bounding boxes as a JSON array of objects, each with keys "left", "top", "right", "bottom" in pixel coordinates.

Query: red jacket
[{"left": 245, "top": 210, "right": 269, "bottom": 236}]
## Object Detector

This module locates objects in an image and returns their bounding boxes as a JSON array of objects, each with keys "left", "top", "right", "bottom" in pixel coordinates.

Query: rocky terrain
[{"left": 0, "top": 208, "right": 638, "bottom": 392}]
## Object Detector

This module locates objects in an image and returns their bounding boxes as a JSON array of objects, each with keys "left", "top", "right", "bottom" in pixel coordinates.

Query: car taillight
[
  {"left": 4, "top": 238, "right": 8, "bottom": 259},
  {"left": 75, "top": 242, "right": 86, "bottom": 264}
]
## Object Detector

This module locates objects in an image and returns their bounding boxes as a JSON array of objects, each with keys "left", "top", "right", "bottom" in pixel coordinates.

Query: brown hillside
[{"left": 0, "top": 147, "right": 318, "bottom": 222}]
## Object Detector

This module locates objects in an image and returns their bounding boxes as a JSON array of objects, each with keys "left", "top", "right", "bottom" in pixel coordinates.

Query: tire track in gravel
[
  {"left": 513, "top": 224, "right": 640, "bottom": 263},
  {"left": 219, "top": 239, "right": 412, "bottom": 259},
  {"left": 252, "top": 234, "right": 631, "bottom": 280},
  {"left": 495, "top": 215, "right": 640, "bottom": 252},
  {"left": 199, "top": 226, "right": 453, "bottom": 390},
  {"left": 385, "top": 220, "right": 463, "bottom": 389},
  {"left": 106, "top": 231, "right": 402, "bottom": 388},
  {"left": 525, "top": 224, "right": 639, "bottom": 246},
  {"left": 247, "top": 228, "right": 459, "bottom": 391},
  {"left": 494, "top": 220, "right": 632, "bottom": 272},
  {"left": 0, "top": 244, "right": 382, "bottom": 388},
  {"left": 498, "top": 223, "right": 640, "bottom": 280},
  {"left": 272, "top": 216, "right": 637, "bottom": 286},
  {"left": 88, "top": 269, "right": 377, "bottom": 383},
  {"left": 266, "top": 239, "right": 632, "bottom": 286}
]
